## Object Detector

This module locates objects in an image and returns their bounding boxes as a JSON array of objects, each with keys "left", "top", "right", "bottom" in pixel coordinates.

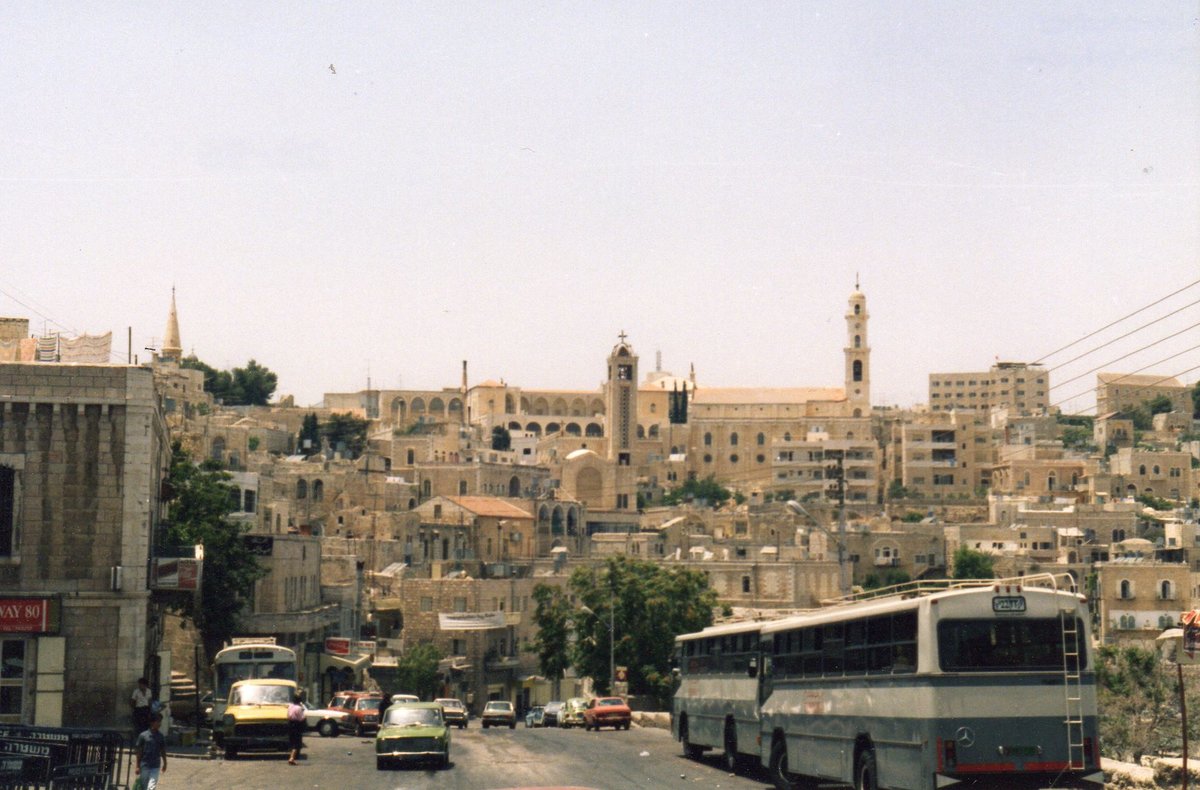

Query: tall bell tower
[
  {"left": 604, "top": 332, "right": 638, "bottom": 510},
  {"left": 844, "top": 279, "right": 871, "bottom": 415}
]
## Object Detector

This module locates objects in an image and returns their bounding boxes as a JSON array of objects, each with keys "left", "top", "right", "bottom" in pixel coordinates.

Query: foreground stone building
[{"left": 0, "top": 363, "right": 170, "bottom": 727}]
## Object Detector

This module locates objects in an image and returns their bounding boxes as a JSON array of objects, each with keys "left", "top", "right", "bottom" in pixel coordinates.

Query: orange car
[
  {"left": 328, "top": 691, "right": 386, "bottom": 736},
  {"left": 582, "top": 696, "right": 631, "bottom": 731}
]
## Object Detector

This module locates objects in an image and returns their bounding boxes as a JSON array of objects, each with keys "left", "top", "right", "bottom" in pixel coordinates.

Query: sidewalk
[{"left": 166, "top": 728, "right": 216, "bottom": 760}]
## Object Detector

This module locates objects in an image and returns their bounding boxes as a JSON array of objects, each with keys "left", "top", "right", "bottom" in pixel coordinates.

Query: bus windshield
[
  {"left": 937, "top": 618, "right": 1086, "bottom": 672},
  {"left": 216, "top": 660, "right": 295, "bottom": 700}
]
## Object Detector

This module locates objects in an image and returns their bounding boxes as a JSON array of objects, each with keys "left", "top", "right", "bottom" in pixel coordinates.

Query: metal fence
[{"left": 0, "top": 726, "right": 129, "bottom": 790}]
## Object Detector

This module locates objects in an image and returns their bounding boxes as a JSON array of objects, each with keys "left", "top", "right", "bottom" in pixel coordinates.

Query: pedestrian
[
  {"left": 287, "top": 689, "right": 306, "bottom": 765},
  {"left": 134, "top": 712, "right": 167, "bottom": 789},
  {"left": 130, "top": 677, "right": 153, "bottom": 742}
]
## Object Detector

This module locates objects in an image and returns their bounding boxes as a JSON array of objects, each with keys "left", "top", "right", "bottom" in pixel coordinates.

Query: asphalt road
[{"left": 160, "top": 723, "right": 778, "bottom": 790}]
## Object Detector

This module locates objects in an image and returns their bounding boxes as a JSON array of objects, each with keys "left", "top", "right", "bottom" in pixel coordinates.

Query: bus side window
[{"left": 748, "top": 656, "right": 758, "bottom": 678}]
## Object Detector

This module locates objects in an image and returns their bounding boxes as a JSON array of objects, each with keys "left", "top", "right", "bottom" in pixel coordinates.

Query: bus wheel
[
  {"left": 855, "top": 750, "right": 878, "bottom": 790},
  {"left": 680, "top": 717, "right": 703, "bottom": 760},
  {"left": 722, "top": 722, "right": 740, "bottom": 772},
  {"left": 769, "top": 738, "right": 804, "bottom": 790}
]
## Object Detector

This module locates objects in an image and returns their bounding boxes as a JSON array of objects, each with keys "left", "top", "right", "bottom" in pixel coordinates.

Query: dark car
[
  {"left": 480, "top": 700, "right": 516, "bottom": 729},
  {"left": 541, "top": 700, "right": 565, "bottom": 727},
  {"left": 435, "top": 698, "right": 468, "bottom": 729}
]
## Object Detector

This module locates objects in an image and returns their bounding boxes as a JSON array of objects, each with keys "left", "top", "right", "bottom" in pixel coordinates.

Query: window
[
  {"left": 0, "top": 639, "right": 25, "bottom": 720},
  {"left": 420, "top": 597, "right": 433, "bottom": 612},
  {"left": 938, "top": 618, "right": 1087, "bottom": 671},
  {"left": 730, "top": 432, "right": 738, "bottom": 446},
  {"left": 704, "top": 433, "right": 712, "bottom": 447},
  {"left": 729, "top": 454, "right": 739, "bottom": 464},
  {"left": 1160, "top": 580, "right": 1175, "bottom": 600},
  {"left": 453, "top": 597, "right": 467, "bottom": 612},
  {"left": 296, "top": 479, "right": 307, "bottom": 499},
  {"left": 852, "top": 361, "right": 863, "bottom": 382},
  {"left": 1119, "top": 580, "right": 1133, "bottom": 599},
  {"left": 741, "top": 576, "right": 750, "bottom": 593}
]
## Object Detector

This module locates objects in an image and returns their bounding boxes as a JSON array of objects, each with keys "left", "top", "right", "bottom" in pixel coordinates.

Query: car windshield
[
  {"left": 230, "top": 684, "right": 293, "bottom": 706},
  {"left": 485, "top": 702, "right": 512, "bottom": 711},
  {"left": 598, "top": 698, "right": 623, "bottom": 707},
  {"left": 356, "top": 697, "right": 383, "bottom": 711},
  {"left": 383, "top": 707, "right": 442, "bottom": 727},
  {"left": 436, "top": 699, "right": 462, "bottom": 709}
]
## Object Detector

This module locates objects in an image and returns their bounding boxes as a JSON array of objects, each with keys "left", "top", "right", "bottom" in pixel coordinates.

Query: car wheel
[
  {"left": 461, "top": 722, "right": 467, "bottom": 729},
  {"left": 440, "top": 750, "right": 450, "bottom": 769},
  {"left": 376, "top": 757, "right": 388, "bottom": 771},
  {"left": 224, "top": 747, "right": 237, "bottom": 760},
  {"left": 769, "top": 737, "right": 808, "bottom": 790},
  {"left": 509, "top": 722, "right": 515, "bottom": 729},
  {"left": 482, "top": 722, "right": 489, "bottom": 729},
  {"left": 317, "top": 720, "right": 337, "bottom": 738},
  {"left": 355, "top": 723, "right": 364, "bottom": 737}
]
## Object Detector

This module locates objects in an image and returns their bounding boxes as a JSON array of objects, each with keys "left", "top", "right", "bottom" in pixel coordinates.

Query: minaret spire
[{"left": 161, "top": 287, "right": 182, "bottom": 362}]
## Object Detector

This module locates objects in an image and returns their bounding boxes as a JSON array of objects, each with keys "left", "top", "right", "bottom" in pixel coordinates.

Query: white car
[
  {"left": 303, "top": 700, "right": 350, "bottom": 737},
  {"left": 390, "top": 693, "right": 420, "bottom": 705}
]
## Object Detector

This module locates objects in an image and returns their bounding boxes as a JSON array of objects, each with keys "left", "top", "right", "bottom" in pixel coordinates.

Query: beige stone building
[
  {"left": 928, "top": 361, "right": 1049, "bottom": 414},
  {"left": 1096, "top": 372, "right": 1192, "bottom": 416},
  {"left": 1104, "top": 447, "right": 1197, "bottom": 502},
  {"left": 1095, "top": 557, "right": 1190, "bottom": 645},
  {"left": 886, "top": 410, "right": 996, "bottom": 498},
  {"left": 0, "top": 363, "right": 170, "bottom": 728}
]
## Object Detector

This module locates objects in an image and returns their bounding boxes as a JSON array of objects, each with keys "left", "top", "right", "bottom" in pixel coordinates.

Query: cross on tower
[{"left": 617, "top": 330, "right": 627, "bottom": 343}]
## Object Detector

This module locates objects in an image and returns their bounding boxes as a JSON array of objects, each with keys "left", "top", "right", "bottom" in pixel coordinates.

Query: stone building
[
  {"left": 1104, "top": 447, "right": 1197, "bottom": 503},
  {"left": 927, "top": 361, "right": 1049, "bottom": 414},
  {"left": 0, "top": 363, "right": 170, "bottom": 727},
  {"left": 1095, "top": 557, "right": 1190, "bottom": 646},
  {"left": 885, "top": 410, "right": 996, "bottom": 498},
  {"left": 1096, "top": 372, "right": 1191, "bottom": 417}
]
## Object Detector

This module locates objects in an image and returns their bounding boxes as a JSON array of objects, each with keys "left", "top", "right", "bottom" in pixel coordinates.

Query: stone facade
[
  {"left": 0, "top": 363, "right": 169, "bottom": 728},
  {"left": 928, "top": 362, "right": 1049, "bottom": 414}
]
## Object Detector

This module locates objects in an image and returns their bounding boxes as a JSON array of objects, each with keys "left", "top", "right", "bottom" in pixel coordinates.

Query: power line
[
  {"left": 1046, "top": 299, "right": 1200, "bottom": 373},
  {"left": 1048, "top": 322, "right": 1200, "bottom": 390},
  {"left": 1033, "top": 278, "right": 1200, "bottom": 365},
  {"left": 1048, "top": 344, "right": 1200, "bottom": 412},
  {"left": 1055, "top": 364, "right": 1200, "bottom": 416}
]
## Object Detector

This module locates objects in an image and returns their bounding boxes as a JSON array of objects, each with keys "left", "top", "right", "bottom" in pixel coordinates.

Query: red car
[{"left": 582, "top": 696, "right": 631, "bottom": 731}]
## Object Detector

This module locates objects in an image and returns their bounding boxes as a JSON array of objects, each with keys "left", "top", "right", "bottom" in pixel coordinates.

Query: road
[{"left": 161, "top": 723, "right": 778, "bottom": 789}]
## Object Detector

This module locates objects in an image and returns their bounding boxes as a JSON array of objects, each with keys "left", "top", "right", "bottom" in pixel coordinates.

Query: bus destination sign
[{"left": 992, "top": 596, "right": 1026, "bottom": 614}]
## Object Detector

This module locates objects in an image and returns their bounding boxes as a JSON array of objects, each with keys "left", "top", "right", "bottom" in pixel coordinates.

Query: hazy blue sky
[{"left": 2, "top": 2, "right": 1197, "bottom": 411}]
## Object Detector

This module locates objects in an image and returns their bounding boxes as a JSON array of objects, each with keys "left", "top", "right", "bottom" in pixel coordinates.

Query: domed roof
[{"left": 565, "top": 448, "right": 599, "bottom": 461}]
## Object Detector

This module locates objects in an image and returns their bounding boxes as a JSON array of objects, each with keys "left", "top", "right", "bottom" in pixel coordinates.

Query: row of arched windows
[
  {"left": 506, "top": 421, "right": 603, "bottom": 437},
  {"left": 295, "top": 479, "right": 324, "bottom": 500},
  {"left": 1116, "top": 579, "right": 1176, "bottom": 600}
]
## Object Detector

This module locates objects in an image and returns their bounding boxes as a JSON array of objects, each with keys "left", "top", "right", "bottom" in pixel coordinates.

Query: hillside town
[{"left": 0, "top": 283, "right": 1196, "bottom": 734}]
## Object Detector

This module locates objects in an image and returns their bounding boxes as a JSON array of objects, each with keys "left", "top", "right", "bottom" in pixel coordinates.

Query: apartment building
[
  {"left": 1096, "top": 372, "right": 1191, "bottom": 416},
  {"left": 928, "top": 362, "right": 1049, "bottom": 414},
  {"left": 886, "top": 410, "right": 995, "bottom": 498}
]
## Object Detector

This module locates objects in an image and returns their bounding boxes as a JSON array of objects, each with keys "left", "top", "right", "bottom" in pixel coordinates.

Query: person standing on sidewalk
[
  {"left": 130, "top": 677, "right": 153, "bottom": 743},
  {"left": 287, "top": 689, "right": 306, "bottom": 765},
  {"left": 135, "top": 712, "right": 168, "bottom": 789}
]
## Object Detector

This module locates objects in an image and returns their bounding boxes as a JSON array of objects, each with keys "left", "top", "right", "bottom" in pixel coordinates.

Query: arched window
[
  {"left": 783, "top": 432, "right": 792, "bottom": 442},
  {"left": 704, "top": 433, "right": 712, "bottom": 447},
  {"left": 296, "top": 479, "right": 308, "bottom": 499},
  {"left": 1119, "top": 579, "right": 1133, "bottom": 599},
  {"left": 458, "top": 480, "right": 468, "bottom": 495},
  {"left": 1160, "top": 580, "right": 1175, "bottom": 600},
  {"left": 852, "top": 360, "right": 863, "bottom": 382},
  {"left": 636, "top": 425, "right": 645, "bottom": 439},
  {"left": 1139, "top": 465, "right": 1146, "bottom": 475},
  {"left": 648, "top": 425, "right": 659, "bottom": 439},
  {"left": 1153, "top": 465, "right": 1161, "bottom": 475},
  {"left": 312, "top": 480, "right": 324, "bottom": 501},
  {"left": 854, "top": 335, "right": 861, "bottom": 348},
  {"left": 854, "top": 304, "right": 861, "bottom": 315},
  {"left": 756, "top": 433, "right": 765, "bottom": 446},
  {"left": 1047, "top": 472, "right": 1056, "bottom": 491},
  {"left": 509, "top": 476, "right": 521, "bottom": 497}
]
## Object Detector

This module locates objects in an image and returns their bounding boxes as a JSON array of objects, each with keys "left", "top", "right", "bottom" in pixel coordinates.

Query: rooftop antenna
[{"left": 656, "top": 350, "right": 662, "bottom": 372}]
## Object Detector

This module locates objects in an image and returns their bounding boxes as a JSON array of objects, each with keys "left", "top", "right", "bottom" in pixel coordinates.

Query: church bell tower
[{"left": 844, "top": 280, "right": 871, "bottom": 415}]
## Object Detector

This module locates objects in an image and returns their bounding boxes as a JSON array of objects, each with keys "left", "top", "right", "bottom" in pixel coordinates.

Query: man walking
[{"left": 134, "top": 712, "right": 168, "bottom": 789}]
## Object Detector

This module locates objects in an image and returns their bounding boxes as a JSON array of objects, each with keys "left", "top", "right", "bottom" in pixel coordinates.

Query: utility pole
[{"left": 824, "top": 450, "right": 849, "bottom": 597}]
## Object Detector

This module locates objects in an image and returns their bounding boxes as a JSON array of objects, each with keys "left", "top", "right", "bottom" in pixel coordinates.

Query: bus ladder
[{"left": 1060, "top": 605, "right": 1085, "bottom": 770}]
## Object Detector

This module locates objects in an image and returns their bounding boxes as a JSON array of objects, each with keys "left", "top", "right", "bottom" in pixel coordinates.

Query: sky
[{"left": 2, "top": 2, "right": 1197, "bottom": 412}]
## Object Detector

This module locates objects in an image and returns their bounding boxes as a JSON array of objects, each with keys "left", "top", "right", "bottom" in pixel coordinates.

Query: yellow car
[{"left": 218, "top": 678, "right": 297, "bottom": 759}]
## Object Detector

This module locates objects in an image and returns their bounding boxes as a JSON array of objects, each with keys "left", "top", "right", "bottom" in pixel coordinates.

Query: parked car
[
  {"left": 541, "top": 700, "right": 565, "bottom": 727},
  {"left": 435, "top": 698, "right": 468, "bottom": 729},
  {"left": 583, "top": 696, "right": 632, "bottom": 731},
  {"left": 328, "top": 691, "right": 386, "bottom": 736},
  {"left": 303, "top": 700, "right": 349, "bottom": 737},
  {"left": 390, "top": 693, "right": 420, "bottom": 705},
  {"left": 217, "top": 679, "right": 297, "bottom": 758},
  {"left": 559, "top": 697, "right": 588, "bottom": 728},
  {"left": 524, "top": 706, "right": 545, "bottom": 728},
  {"left": 375, "top": 701, "right": 451, "bottom": 770},
  {"left": 480, "top": 700, "right": 516, "bottom": 729}
]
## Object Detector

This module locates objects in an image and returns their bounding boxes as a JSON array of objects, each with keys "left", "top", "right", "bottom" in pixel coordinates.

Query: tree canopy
[
  {"left": 951, "top": 546, "right": 995, "bottom": 580},
  {"left": 298, "top": 412, "right": 320, "bottom": 453},
  {"left": 529, "top": 584, "right": 572, "bottom": 697},
  {"left": 322, "top": 412, "right": 369, "bottom": 459},
  {"left": 662, "top": 475, "right": 733, "bottom": 508},
  {"left": 393, "top": 642, "right": 444, "bottom": 700},
  {"left": 161, "top": 441, "right": 266, "bottom": 660},
  {"left": 181, "top": 355, "right": 278, "bottom": 406},
  {"left": 491, "top": 426, "right": 512, "bottom": 451},
  {"left": 540, "top": 556, "right": 718, "bottom": 703}
]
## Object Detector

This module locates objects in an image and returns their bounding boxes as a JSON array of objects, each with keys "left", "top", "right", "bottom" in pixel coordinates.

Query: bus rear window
[{"left": 938, "top": 618, "right": 1087, "bottom": 672}]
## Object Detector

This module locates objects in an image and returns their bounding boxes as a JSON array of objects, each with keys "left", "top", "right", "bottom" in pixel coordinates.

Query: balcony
[{"left": 485, "top": 654, "right": 521, "bottom": 671}]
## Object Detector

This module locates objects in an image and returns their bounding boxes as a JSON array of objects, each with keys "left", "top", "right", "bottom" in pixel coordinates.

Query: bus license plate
[{"left": 993, "top": 596, "right": 1026, "bottom": 613}]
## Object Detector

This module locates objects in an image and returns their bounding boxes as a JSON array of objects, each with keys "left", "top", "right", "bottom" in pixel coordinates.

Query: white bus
[
  {"left": 760, "top": 574, "right": 1103, "bottom": 790},
  {"left": 672, "top": 620, "right": 766, "bottom": 772},
  {"left": 210, "top": 641, "right": 297, "bottom": 724}
]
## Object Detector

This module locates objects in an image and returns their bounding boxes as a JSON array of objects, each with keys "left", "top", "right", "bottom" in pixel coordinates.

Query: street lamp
[
  {"left": 579, "top": 593, "right": 615, "bottom": 693},
  {"left": 786, "top": 499, "right": 850, "bottom": 597}
]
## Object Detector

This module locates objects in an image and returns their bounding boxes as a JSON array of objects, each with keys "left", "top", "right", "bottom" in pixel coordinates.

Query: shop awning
[{"left": 320, "top": 653, "right": 371, "bottom": 672}]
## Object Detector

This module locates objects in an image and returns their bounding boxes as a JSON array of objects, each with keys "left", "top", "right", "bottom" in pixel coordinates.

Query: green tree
[
  {"left": 298, "top": 412, "right": 320, "bottom": 453},
  {"left": 661, "top": 476, "right": 732, "bottom": 508},
  {"left": 394, "top": 642, "right": 444, "bottom": 700},
  {"left": 180, "top": 355, "right": 278, "bottom": 406},
  {"left": 1192, "top": 380, "right": 1200, "bottom": 419},
  {"left": 951, "top": 546, "right": 995, "bottom": 580},
  {"left": 886, "top": 479, "right": 911, "bottom": 500},
  {"left": 863, "top": 569, "right": 911, "bottom": 590},
  {"left": 322, "top": 413, "right": 369, "bottom": 459},
  {"left": 161, "top": 441, "right": 266, "bottom": 660},
  {"left": 491, "top": 426, "right": 512, "bottom": 451},
  {"left": 231, "top": 359, "right": 278, "bottom": 406},
  {"left": 530, "top": 584, "right": 572, "bottom": 698},
  {"left": 568, "top": 556, "right": 717, "bottom": 703}
]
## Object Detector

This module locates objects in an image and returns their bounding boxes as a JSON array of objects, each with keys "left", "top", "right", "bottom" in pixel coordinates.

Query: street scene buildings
[{"left": 0, "top": 286, "right": 1197, "bottom": 728}]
